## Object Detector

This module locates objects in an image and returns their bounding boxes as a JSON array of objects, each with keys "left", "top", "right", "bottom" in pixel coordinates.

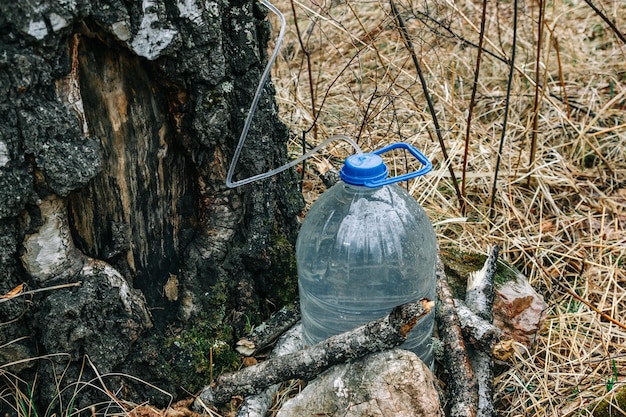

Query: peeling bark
[
  {"left": 21, "top": 196, "right": 84, "bottom": 282},
  {"left": 236, "top": 323, "right": 304, "bottom": 417}
]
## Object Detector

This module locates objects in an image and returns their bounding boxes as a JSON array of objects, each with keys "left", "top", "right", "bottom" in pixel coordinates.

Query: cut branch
[
  {"left": 465, "top": 246, "right": 499, "bottom": 321},
  {"left": 455, "top": 299, "right": 503, "bottom": 352},
  {"left": 194, "top": 299, "right": 433, "bottom": 408},
  {"left": 236, "top": 323, "right": 303, "bottom": 417},
  {"left": 465, "top": 246, "right": 499, "bottom": 417},
  {"left": 436, "top": 259, "right": 478, "bottom": 417},
  {"left": 235, "top": 301, "right": 301, "bottom": 356}
]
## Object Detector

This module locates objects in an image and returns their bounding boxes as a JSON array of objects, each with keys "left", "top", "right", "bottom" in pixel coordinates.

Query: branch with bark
[
  {"left": 235, "top": 302, "right": 301, "bottom": 356},
  {"left": 193, "top": 299, "right": 434, "bottom": 409},
  {"left": 465, "top": 246, "right": 499, "bottom": 417},
  {"left": 436, "top": 257, "right": 478, "bottom": 417},
  {"left": 455, "top": 299, "right": 503, "bottom": 353},
  {"left": 235, "top": 323, "right": 303, "bottom": 417}
]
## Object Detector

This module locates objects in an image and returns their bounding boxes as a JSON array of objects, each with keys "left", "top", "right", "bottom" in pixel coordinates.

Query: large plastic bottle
[{"left": 296, "top": 143, "right": 437, "bottom": 367}]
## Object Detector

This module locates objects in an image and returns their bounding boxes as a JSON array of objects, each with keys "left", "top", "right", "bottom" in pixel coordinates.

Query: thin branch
[
  {"left": 582, "top": 0, "right": 626, "bottom": 45},
  {"left": 0, "top": 282, "right": 82, "bottom": 303},
  {"left": 290, "top": 0, "right": 318, "bottom": 142},
  {"left": 551, "top": 34, "right": 571, "bottom": 119},
  {"left": 390, "top": 0, "right": 463, "bottom": 210},
  {"left": 461, "top": 0, "right": 488, "bottom": 215},
  {"left": 489, "top": 0, "right": 518, "bottom": 220},
  {"left": 537, "top": 262, "right": 626, "bottom": 332},
  {"left": 411, "top": 9, "right": 507, "bottom": 65},
  {"left": 528, "top": 0, "right": 546, "bottom": 181}
]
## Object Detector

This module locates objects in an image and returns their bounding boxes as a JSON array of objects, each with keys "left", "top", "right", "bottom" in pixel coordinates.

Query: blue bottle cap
[{"left": 339, "top": 153, "right": 388, "bottom": 186}]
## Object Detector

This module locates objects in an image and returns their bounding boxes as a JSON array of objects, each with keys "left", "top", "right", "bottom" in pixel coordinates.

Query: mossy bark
[{"left": 0, "top": 0, "right": 303, "bottom": 411}]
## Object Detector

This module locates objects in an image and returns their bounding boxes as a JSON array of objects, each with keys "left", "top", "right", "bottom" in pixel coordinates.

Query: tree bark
[
  {"left": 236, "top": 301, "right": 301, "bottom": 356},
  {"left": 455, "top": 299, "right": 504, "bottom": 352},
  {"left": 0, "top": 0, "right": 303, "bottom": 411}
]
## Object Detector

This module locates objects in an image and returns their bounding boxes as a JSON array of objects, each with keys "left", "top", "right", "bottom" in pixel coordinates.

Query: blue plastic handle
[{"left": 364, "top": 143, "right": 432, "bottom": 188}]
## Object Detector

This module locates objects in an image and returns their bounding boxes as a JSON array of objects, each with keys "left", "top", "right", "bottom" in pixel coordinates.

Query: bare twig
[
  {"left": 582, "top": 0, "right": 626, "bottom": 45},
  {"left": 461, "top": 0, "right": 488, "bottom": 215},
  {"left": 390, "top": 0, "right": 463, "bottom": 210},
  {"left": 551, "top": 34, "right": 571, "bottom": 119},
  {"left": 537, "top": 262, "right": 626, "bottom": 332},
  {"left": 489, "top": 0, "right": 518, "bottom": 220},
  {"left": 289, "top": 0, "right": 318, "bottom": 142},
  {"left": 528, "top": 0, "right": 546, "bottom": 181},
  {"left": 0, "top": 282, "right": 82, "bottom": 303}
]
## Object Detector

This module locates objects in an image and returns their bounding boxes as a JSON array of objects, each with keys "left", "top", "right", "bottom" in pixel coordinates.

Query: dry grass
[{"left": 268, "top": 0, "right": 626, "bottom": 415}]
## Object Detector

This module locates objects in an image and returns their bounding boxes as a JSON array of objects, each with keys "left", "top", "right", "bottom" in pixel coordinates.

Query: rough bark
[
  {"left": 194, "top": 299, "right": 434, "bottom": 407},
  {"left": 436, "top": 259, "right": 478, "bottom": 417},
  {"left": 0, "top": 0, "right": 303, "bottom": 412}
]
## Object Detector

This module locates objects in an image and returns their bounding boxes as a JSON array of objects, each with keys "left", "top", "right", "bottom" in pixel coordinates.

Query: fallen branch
[
  {"left": 465, "top": 246, "right": 499, "bottom": 417},
  {"left": 193, "top": 299, "right": 433, "bottom": 408},
  {"left": 235, "top": 323, "right": 303, "bottom": 417},
  {"left": 436, "top": 258, "right": 478, "bottom": 417},
  {"left": 235, "top": 301, "right": 301, "bottom": 356},
  {"left": 454, "top": 299, "right": 503, "bottom": 353},
  {"left": 465, "top": 246, "right": 499, "bottom": 321}
]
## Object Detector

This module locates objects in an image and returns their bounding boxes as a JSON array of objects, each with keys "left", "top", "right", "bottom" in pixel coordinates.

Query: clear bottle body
[{"left": 296, "top": 182, "right": 437, "bottom": 367}]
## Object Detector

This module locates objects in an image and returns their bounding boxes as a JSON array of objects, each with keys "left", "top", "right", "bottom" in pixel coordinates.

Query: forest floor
[{"left": 269, "top": 0, "right": 626, "bottom": 415}]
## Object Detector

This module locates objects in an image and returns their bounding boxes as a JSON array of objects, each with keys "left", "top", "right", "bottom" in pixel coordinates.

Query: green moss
[
  {"left": 165, "top": 320, "right": 241, "bottom": 376},
  {"left": 589, "top": 384, "right": 626, "bottom": 416},
  {"left": 129, "top": 317, "right": 243, "bottom": 401},
  {"left": 266, "top": 228, "right": 299, "bottom": 306}
]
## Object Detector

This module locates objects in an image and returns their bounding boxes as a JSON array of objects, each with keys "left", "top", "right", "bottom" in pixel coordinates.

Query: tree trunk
[{"left": 0, "top": 0, "right": 303, "bottom": 412}]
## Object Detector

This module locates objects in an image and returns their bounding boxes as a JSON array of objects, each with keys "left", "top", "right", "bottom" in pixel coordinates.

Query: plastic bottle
[{"left": 296, "top": 143, "right": 437, "bottom": 367}]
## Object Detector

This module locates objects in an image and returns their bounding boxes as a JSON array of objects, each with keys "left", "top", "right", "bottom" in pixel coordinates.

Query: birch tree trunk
[{"left": 0, "top": 0, "right": 302, "bottom": 412}]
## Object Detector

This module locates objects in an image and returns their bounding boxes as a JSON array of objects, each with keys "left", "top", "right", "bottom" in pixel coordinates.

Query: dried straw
[{"left": 268, "top": 0, "right": 626, "bottom": 415}]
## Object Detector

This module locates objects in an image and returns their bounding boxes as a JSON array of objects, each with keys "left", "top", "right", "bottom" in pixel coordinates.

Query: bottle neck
[{"left": 339, "top": 181, "right": 384, "bottom": 195}]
